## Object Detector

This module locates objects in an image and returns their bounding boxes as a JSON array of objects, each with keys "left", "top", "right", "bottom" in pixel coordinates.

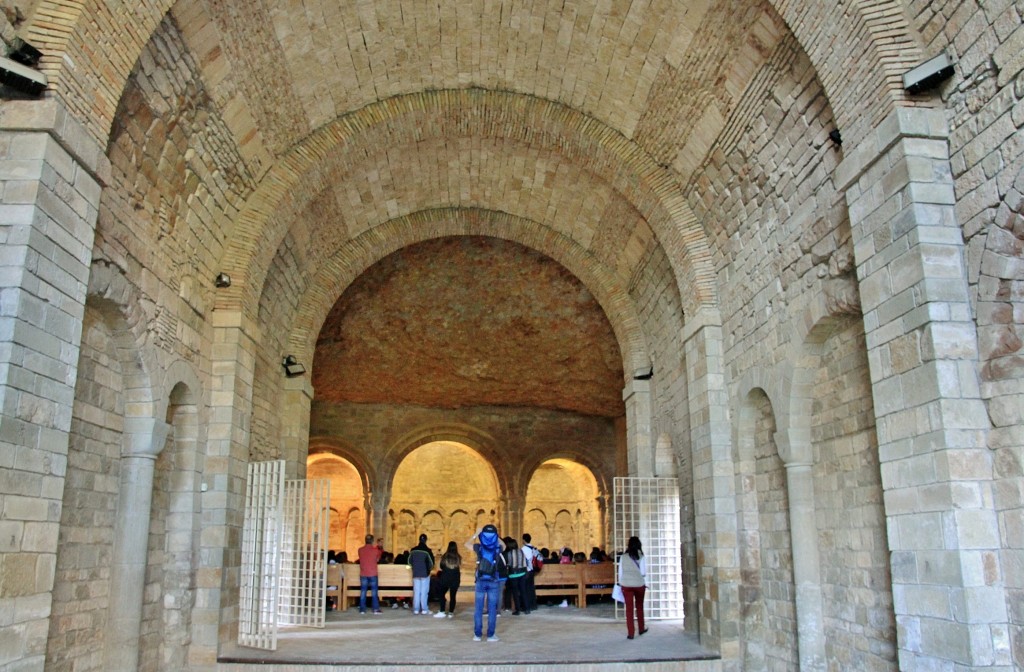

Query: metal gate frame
[
  {"left": 239, "top": 461, "right": 330, "bottom": 650},
  {"left": 612, "top": 476, "right": 685, "bottom": 621}
]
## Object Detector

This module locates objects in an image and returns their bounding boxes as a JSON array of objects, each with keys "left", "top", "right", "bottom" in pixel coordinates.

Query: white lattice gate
[
  {"left": 613, "top": 476, "right": 685, "bottom": 620},
  {"left": 239, "top": 461, "right": 330, "bottom": 650},
  {"left": 278, "top": 478, "right": 330, "bottom": 626},
  {"left": 239, "top": 460, "right": 286, "bottom": 649}
]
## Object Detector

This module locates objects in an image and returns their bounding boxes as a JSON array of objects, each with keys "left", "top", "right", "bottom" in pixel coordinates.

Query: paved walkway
[{"left": 220, "top": 602, "right": 720, "bottom": 670}]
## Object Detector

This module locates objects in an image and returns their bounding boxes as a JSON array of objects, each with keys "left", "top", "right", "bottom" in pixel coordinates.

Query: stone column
[
  {"left": 775, "top": 428, "right": 826, "bottom": 672},
  {"left": 623, "top": 378, "right": 654, "bottom": 477},
  {"left": 836, "top": 108, "right": 1006, "bottom": 670},
  {"left": 105, "top": 418, "right": 171, "bottom": 672},
  {"left": 683, "top": 310, "right": 741, "bottom": 660},
  {"left": 0, "top": 100, "right": 107, "bottom": 670},
  {"left": 503, "top": 494, "right": 523, "bottom": 541}
]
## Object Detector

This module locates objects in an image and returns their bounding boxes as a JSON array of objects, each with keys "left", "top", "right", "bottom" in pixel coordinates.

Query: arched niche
[
  {"left": 524, "top": 458, "right": 603, "bottom": 554},
  {"left": 306, "top": 453, "right": 366, "bottom": 558},
  {"left": 389, "top": 441, "right": 499, "bottom": 553}
]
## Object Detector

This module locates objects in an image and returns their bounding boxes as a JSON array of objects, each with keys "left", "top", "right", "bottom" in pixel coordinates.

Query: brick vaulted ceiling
[{"left": 313, "top": 237, "right": 626, "bottom": 418}]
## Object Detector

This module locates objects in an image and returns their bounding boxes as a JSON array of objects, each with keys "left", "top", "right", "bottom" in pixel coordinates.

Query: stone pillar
[
  {"left": 836, "top": 108, "right": 1006, "bottom": 670},
  {"left": 503, "top": 494, "right": 523, "bottom": 541},
  {"left": 0, "top": 100, "right": 107, "bottom": 670},
  {"left": 105, "top": 418, "right": 171, "bottom": 672},
  {"left": 776, "top": 426, "right": 826, "bottom": 672},
  {"left": 281, "top": 374, "right": 313, "bottom": 478},
  {"left": 683, "top": 310, "right": 740, "bottom": 661},
  {"left": 191, "top": 311, "right": 257, "bottom": 669},
  {"left": 368, "top": 490, "right": 389, "bottom": 546},
  {"left": 623, "top": 378, "right": 654, "bottom": 477}
]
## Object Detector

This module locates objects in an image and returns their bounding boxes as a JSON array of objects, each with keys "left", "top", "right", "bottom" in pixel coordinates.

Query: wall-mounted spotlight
[
  {"left": 903, "top": 52, "right": 954, "bottom": 95},
  {"left": 214, "top": 272, "right": 231, "bottom": 288},
  {"left": 8, "top": 38, "right": 42, "bottom": 66},
  {"left": 633, "top": 366, "right": 654, "bottom": 381},
  {"left": 282, "top": 355, "right": 306, "bottom": 377},
  {"left": 0, "top": 55, "right": 46, "bottom": 96},
  {"left": 828, "top": 129, "right": 843, "bottom": 148}
]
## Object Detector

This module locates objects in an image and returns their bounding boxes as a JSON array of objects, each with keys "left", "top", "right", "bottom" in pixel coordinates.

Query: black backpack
[{"left": 478, "top": 543, "right": 508, "bottom": 579}]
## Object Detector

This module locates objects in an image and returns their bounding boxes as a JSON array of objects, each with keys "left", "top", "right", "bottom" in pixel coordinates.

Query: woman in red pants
[{"left": 618, "top": 536, "right": 648, "bottom": 639}]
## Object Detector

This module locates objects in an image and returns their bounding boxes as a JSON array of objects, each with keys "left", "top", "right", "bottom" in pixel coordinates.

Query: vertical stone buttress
[
  {"left": 623, "top": 377, "right": 654, "bottom": 477},
  {"left": 837, "top": 108, "right": 1007, "bottom": 670},
  {"left": 0, "top": 100, "right": 106, "bottom": 671},
  {"left": 192, "top": 310, "right": 257, "bottom": 669},
  {"left": 684, "top": 310, "right": 741, "bottom": 664},
  {"left": 281, "top": 375, "right": 313, "bottom": 478}
]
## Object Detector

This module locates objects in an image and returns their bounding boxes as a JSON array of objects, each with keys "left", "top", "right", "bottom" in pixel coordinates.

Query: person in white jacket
[{"left": 618, "top": 536, "right": 648, "bottom": 639}]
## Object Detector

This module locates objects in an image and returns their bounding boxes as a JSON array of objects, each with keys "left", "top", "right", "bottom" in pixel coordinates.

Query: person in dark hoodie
[{"left": 408, "top": 533, "right": 435, "bottom": 615}]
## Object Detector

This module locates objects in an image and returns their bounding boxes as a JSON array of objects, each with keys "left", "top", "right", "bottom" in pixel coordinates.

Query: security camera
[
  {"left": 0, "top": 56, "right": 47, "bottom": 96},
  {"left": 902, "top": 53, "right": 954, "bottom": 95}
]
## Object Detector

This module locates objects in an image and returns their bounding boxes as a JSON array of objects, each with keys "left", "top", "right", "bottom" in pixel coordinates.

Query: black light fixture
[
  {"left": 8, "top": 38, "right": 42, "bottom": 66},
  {"left": 828, "top": 129, "right": 842, "bottom": 148},
  {"left": 214, "top": 272, "right": 231, "bottom": 288},
  {"left": 282, "top": 355, "right": 306, "bottom": 377},
  {"left": 633, "top": 366, "right": 654, "bottom": 381}
]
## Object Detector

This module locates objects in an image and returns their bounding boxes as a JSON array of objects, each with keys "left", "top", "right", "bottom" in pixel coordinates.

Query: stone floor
[{"left": 219, "top": 601, "right": 720, "bottom": 671}]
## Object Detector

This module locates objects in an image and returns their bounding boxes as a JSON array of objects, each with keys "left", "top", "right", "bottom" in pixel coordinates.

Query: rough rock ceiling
[{"left": 313, "top": 236, "right": 625, "bottom": 417}]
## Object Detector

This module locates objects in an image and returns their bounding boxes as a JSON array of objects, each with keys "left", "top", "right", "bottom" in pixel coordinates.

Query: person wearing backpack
[{"left": 465, "top": 524, "right": 506, "bottom": 642}]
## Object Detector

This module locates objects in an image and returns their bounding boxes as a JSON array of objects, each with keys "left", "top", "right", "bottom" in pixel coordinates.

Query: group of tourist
[{"left": 350, "top": 528, "right": 648, "bottom": 641}]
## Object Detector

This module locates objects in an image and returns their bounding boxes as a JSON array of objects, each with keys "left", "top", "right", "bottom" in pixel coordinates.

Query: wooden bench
[
  {"left": 326, "top": 561, "right": 616, "bottom": 611},
  {"left": 533, "top": 562, "right": 615, "bottom": 608},
  {"left": 327, "top": 563, "right": 414, "bottom": 611}
]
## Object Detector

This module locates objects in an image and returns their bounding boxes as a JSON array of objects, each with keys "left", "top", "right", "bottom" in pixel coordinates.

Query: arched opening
[
  {"left": 388, "top": 441, "right": 500, "bottom": 554},
  {"left": 306, "top": 453, "right": 367, "bottom": 559},
  {"left": 735, "top": 387, "right": 796, "bottom": 671},
  {"left": 524, "top": 459, "right": 603, "bottom": 555},
  {"left": 144, "top": 382, "right": 202, "bottom": 672}
]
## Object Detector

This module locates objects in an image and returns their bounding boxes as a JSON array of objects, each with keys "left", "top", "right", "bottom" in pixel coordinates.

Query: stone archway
[
  {"left": 389, "top": 441, "right": 501, "bottom": 553},
  {"left": 306, "top": 453, "right": 367, "bottom": 558},
  {"left": 524, "top": 459, "right": 604, "bottom": 555}
]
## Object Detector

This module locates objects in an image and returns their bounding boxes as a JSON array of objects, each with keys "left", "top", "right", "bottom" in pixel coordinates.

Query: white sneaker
[
  {"left": 473, "top": 635, "right": 482, "bottom": 642},
  {"left": 413, "top": 610, "right": 420, "bottom": 615},
  {"left": 433, "top": 611, "right": 446, "bottom": 618},
  {"left": 447, "top": 613, "right": 453, "bottom": 618},
  {"left": 558, "top": 600, "right": 569, "bottom": 608},
  {"left": 488, "top": 636, "right": 500, "bottom": 642}
]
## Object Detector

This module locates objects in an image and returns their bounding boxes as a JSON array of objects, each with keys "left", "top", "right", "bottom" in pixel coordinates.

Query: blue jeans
[
  {"left": 473, "top": 576, "right": 501, "bottom": 638},
  {"left": 359, "top": 575, "right": 379, "bottom": 612},
  {"left": 413, "top": 576, "right": 430, "bottom": 613}
]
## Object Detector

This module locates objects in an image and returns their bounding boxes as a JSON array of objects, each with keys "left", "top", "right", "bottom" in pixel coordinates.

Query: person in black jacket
[{"left": 408, "top": 534, "right": 435, "bottom": 614}]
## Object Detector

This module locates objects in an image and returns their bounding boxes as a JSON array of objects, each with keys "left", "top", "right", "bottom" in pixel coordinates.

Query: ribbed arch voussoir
[{"left": 217, "top": 90, "right": 718, "bottom": 319}]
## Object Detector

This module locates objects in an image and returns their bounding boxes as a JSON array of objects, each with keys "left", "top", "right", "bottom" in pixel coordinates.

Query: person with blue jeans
[
  {"left": 408, "top": 533, "right": 435, "bottom": 614},
  {"left": 357, "top": 534, "right": 383, "bottom": 614},
  {"left": 465, "top": 524, "right": 506, "bottom": 641}
]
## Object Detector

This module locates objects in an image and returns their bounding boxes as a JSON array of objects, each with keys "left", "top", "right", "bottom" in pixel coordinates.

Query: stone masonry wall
[
  {"left": 909, "top": 3, "right": 1024, "bottom": 662},
  {"left": 812, "top": 318, "right": 896, "bottom": 672},
  {"left": 684, "top": 33, "right": 895, "bottom": 672},
  {"left": 45, "top": 308, "right": 124, "bottom": 672},
  {"left": 101, "top": 13, "right": 256, "bottom": 369}
]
